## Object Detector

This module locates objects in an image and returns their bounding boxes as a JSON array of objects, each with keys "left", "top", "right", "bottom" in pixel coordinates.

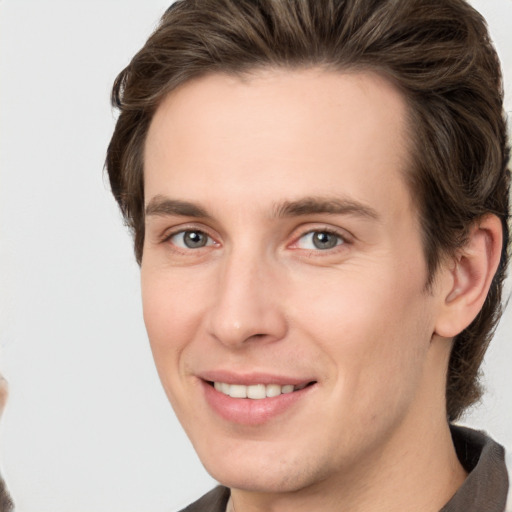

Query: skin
[
  {"left": 0, "top": 375, "right": 13, "bottom": 511},
  {"left": 0, "top": 376, "right": 7, "bottom": 419},
  {"left": 141, "top": 69, "right": 500, "bottom": 511}
]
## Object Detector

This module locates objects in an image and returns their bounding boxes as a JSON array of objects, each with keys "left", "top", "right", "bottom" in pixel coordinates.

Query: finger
[{"left": 0, "top": 375, "right": 8, "bottom": 415}]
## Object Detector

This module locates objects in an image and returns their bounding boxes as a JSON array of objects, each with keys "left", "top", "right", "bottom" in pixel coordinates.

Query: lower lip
[{"left": 202, "top": 381, "right": 315, "bottom": 426}]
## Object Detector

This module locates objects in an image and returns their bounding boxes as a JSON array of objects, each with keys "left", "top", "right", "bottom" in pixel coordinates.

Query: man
[{"left": 106, "top": 0, "right": 510, "bottom": 510}]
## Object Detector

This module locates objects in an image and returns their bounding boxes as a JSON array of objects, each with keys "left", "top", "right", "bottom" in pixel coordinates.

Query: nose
[{"left": 206, "top": 250, "right": 288, "bottom": 348}]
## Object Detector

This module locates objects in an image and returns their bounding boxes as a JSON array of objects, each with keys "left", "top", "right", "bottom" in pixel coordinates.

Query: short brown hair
[{"left": 106, "top": 0, "right": 510, "bottom": 421}]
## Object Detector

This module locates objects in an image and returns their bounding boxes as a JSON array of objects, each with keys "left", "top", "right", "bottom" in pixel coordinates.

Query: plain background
[{"left": 0, "top": 1, "right": 511, "bottom": 511}]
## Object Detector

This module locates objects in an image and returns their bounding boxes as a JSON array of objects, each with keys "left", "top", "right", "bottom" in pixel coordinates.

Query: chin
[
  {"left": 206, "top": 463, "right": 317, "bottom": 494},
  {"left": 195, "top": 437, "right": 329, "bottom": 494}
]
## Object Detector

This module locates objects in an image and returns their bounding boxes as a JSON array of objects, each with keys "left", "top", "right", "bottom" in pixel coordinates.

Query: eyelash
[{"left": 160, "top": 226, "right": 351, "bottom": 254}]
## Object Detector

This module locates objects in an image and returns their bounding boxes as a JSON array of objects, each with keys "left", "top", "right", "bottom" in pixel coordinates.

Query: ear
[{"left": 434, "top": 214, "right": 503, "bottom": 338}]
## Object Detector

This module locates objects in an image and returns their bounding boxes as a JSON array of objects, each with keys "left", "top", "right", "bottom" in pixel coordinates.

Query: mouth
[
  {"left": 199, "top": 372, "right": 318, "bottom": 425},
  {"left": 208, "top": 381, "right": 314, "bottom": 399}
]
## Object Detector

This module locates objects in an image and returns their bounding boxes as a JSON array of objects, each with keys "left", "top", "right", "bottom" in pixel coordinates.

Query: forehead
[{"left": 144, "top": 68, "right": 414, "bottom": 219}]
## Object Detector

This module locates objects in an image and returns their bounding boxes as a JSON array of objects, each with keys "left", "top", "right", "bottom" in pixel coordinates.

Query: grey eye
[
  {"left": 171, "top": 230, "right": 213, "bottom": 249},
  {"left": 312, "top": 231, "right": 340, "bottom": 249},
  {"left": 296, "top": 231, "right": 343, "bottom": 250}
]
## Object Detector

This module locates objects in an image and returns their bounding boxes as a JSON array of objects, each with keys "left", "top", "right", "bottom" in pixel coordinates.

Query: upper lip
[{"left": 198, "top": 370, "right": 316, "bottom": 387}]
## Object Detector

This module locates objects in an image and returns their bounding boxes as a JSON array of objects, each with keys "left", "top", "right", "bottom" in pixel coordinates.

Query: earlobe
[{"left": 434, "top": 214, "right": 503, "bottom": 338}]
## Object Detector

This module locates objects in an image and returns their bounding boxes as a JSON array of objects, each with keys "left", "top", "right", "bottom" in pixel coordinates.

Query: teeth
[
  {"left": 265, "top": 384, "right": 282, "bottom": 398},
  {"left": 213, "top": 382, "right": 308, "bottom": 399},
  {"left": 228, "top": 384, "right": 247, "bottom": 398},
  {"left": 247, "top": 384, "right": 266, "bottom": 399}
]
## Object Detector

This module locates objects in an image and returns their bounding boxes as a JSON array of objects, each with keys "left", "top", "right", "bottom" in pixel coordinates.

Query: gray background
[{"left": 0, "top": 1, "right": 511, "bottom": 511}]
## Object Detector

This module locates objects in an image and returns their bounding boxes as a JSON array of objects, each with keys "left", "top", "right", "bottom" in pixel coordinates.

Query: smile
[
  {"left": 212, "top": 382, "right": 310, "bottom": 399},
  {"left": 203, "top": 378, "right": 317, "bottom": 425}
]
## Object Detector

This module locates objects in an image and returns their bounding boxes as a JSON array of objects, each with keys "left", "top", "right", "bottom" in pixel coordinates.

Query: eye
[
  {"left": 295, "top": 230, "right": 344, "bottom": 250},
  {"left": 169, "top": 230, "right": 215, "bottom": 249}
]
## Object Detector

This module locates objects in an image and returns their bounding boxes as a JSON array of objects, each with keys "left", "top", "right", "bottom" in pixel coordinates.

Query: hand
[
  {"left": 0, "top": 374, "right": 13, "bottom": 512},
  {"left": 0, "top": 376, "right": 7, "bottom": 419}
]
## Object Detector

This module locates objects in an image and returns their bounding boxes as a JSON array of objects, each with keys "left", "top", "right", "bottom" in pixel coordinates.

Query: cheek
[
  {"left": 140, "top": 268, "right": 209, "bottom": 379},
  {"left": 140, "top": 270, "right": 209, "bottom": 424},
  {"left": 293, "top": 261, "right": 431, "bottom": 344},
  {"left": 293, "top": 265, "right": 434, "bottom": 409},
  {"left": 142, "top": 264, "right": 210, "bottom": 335}
]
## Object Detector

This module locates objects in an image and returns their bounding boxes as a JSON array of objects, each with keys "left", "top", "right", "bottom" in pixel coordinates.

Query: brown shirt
[
  {"left": 180, "top": 426, "right": 509, "bottom": 512},
  {"left": 441, "top": 426, "right": 509, "bottom": 512}
]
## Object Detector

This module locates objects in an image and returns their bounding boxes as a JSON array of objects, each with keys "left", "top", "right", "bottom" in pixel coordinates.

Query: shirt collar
[{"left": 440, "top": 425, "right": 509, "bottom": 512}]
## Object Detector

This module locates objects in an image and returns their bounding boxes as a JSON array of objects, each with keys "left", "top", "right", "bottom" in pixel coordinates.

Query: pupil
[
  {"left": 184, "top": 231, "right": 206, "bottom": 248},
  {"left": 313, "top": 232, "right": 337, "bottom": 249}
]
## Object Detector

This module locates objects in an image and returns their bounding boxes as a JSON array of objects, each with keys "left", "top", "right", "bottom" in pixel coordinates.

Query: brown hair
[{"left": 106, "top": 0, "right": 510, "bottom": 421}]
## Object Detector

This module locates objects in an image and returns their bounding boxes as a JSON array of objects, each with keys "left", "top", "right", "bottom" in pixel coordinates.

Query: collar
[{"left": 440, "top": 425, "right": 509, "bottom": 511}]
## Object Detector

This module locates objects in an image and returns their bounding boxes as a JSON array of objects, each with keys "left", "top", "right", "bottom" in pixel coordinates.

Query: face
[{"left": 141, "top": 69, "right": 445, "bottom": 493}]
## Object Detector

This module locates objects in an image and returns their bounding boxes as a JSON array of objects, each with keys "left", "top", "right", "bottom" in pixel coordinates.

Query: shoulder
[{"left": 178, "top": 486, "right": 230, "bottom": 512}]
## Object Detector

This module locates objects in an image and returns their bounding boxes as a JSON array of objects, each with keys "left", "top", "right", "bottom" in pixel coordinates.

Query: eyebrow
[
  {"left": 145, "top": 196, "right": 211, "bottom": 218},
  {"left": 145, "top": 195, "right": 379, "bottom": 221},
  {"left": 272, "top": 196, "right": 379, "bottom": 220}
]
